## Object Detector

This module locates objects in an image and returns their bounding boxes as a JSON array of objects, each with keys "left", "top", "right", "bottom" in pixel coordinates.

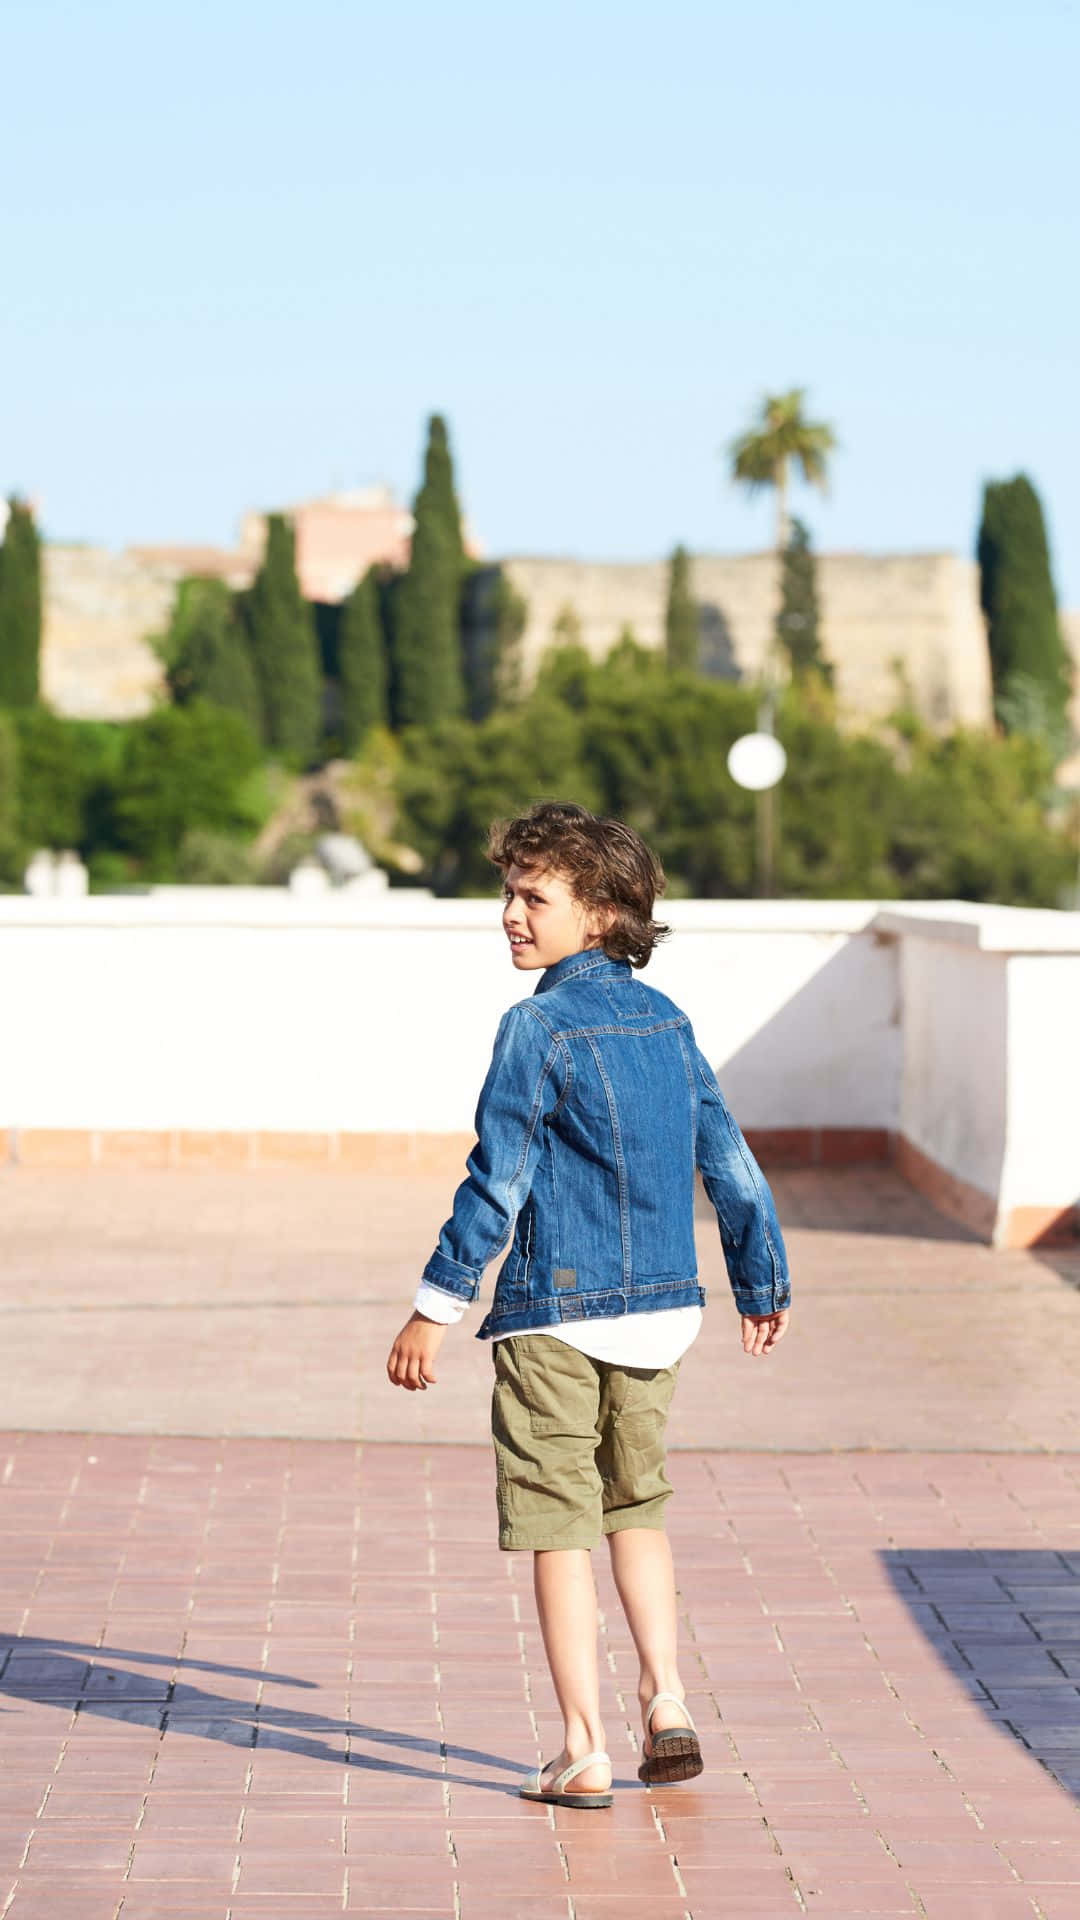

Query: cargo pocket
[
  {"left": 514, "top": 1335, "right": 600, "bottom": 1439},
  {"left": 599, "top": 1361, "right": 681, "bottom": 1527}
]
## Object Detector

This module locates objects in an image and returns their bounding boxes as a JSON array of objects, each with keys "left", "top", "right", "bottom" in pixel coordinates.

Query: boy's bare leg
[
  {"left": 606, "top": 1528, "right": 690, "bottom": 1754},
  {"left": 531, "top": 1549, "right": 610, "bottom": 1791}
]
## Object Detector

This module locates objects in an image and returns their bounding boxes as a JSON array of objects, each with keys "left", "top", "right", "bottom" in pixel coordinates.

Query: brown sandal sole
[{"left": 637, "top": 1728, "right": 704, "bottom": 1785}]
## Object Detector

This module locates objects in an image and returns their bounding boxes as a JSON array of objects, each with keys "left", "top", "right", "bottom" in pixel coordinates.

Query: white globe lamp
[{"left": 727, "top": 732, "right": 787, "bottom": 792}]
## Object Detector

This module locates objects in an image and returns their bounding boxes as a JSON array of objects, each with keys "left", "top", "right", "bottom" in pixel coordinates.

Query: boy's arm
[
  {"left": 387, "top": 1005, "right": 563, "bottom": 1391},
  {"left": 385, "top": 1281, "right": 465, "bottom": 1393},
  {"left": 417, "top": 1003, "right": 564, "bottom": 1306},
  {"left": 692, "top": 1040, "right": 791, "bottom": 1319}
]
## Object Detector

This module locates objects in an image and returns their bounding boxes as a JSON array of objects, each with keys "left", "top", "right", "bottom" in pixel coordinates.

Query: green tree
[
  {"left": 460, "top": 565, "right": 529, "bottom": 720},
  {"left": 729, "top": 390, "right": 836, "bottom": 554},
  {"left": 534, "top": 640, "right": 595, "bottom": 712},
  {"left": 882, "top": 715, "right": 1072, "bottom": 906},
  {"left": 412, "top": 413, "right": 464, "bottom": 568},
  {"left": 391, "top": 652, "right": 1075, "bottom": 908},
  {"left": 164, "top": 577, "right": 262, "bottom": 733},
  {"left": 977, "top": 474, "right": 1071, "bottom": 746},
  {"left": 776, "top": 518, "right": 832, "bottom": 685},
  {"left": 0, "top": 497, "right": 42, "bottom": 708},
  {"left": 392, "top": 414, "right": 467, "bottom": 726},
  {"left": 395, "top": 696, "right": 593, "bottom": 894},
  {"left": 242, "top": 514, "right": 323, "bottom": 761},
  {"left": 491, "top": 573, "right": 528, "bottom": 710},
  {"left": 112, "top": 702, "right": 263, "bottom": 877},
  {"left": 14, "top": 707, "right": 90, "bottom": 849},
  {"left": 339, "top": 566, "right": 389, "bottom": 750},
  {"left": 608, "top": 626, "right": 653, "bottom": 672},
  {"left": 552, "top": 603, "right": 583, "bottom": 648},
  {"left": 664, "top": 545, "right": 698, "bottom": 671},
  {"left": 0, "top": 709, "right": 20, "bottom": 886}
]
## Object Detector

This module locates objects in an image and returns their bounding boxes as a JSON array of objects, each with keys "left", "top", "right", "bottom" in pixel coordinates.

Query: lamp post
[{"left": 727, "top": 696, "right": 787, "bottom": 898}]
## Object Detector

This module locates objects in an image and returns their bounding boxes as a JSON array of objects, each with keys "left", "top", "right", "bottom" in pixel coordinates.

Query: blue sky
[{"left": 3, "top": 0, "right": 1078, "bottom": 600}]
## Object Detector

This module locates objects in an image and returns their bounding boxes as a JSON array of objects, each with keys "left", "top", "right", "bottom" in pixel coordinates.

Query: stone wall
[
  {"left": 42, "top": 546, "right": 172, "bottom": 719},
  {"left": 504, "top": 550, "right": 996, "bottom": 728},
  {"left": 43, "top": 540, "right": 1054, "bottom": 733}
]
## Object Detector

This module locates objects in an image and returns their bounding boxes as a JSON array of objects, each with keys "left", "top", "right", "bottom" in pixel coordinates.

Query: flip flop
[
  {"left": 637, "top": 1692, "right": 704, "bottom": 1785},
  {"left": 519, "top": 1750, "right": 613, "bottom": 1808}
]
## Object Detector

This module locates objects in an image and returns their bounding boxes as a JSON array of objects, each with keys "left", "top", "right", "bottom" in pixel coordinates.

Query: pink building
[
  {"left": 238, "top": 487, "right": 415, "bottom": 602},
  {"left": 128, "top": 486, "right": 423, "bottom": 605}
]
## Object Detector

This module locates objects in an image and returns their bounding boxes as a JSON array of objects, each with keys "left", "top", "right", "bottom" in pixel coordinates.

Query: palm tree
[{"left": 729, "top": 389, "right": 836, "bottom": 552}]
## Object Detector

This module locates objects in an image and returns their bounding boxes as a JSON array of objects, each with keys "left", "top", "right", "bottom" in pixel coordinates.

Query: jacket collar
[{"left": 533, "top": 948, "right": 630, "bottom": 994}]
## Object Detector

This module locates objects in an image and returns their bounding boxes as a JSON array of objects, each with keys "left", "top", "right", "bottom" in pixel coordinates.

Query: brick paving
[{"left": 2, "top": 1166, "right": 1080, "bottom": 1918}]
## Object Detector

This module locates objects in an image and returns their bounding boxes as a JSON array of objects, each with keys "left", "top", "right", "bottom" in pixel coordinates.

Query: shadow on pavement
[
  {"left": 0, "top": 1634, "right": 526, "bottom": 1794},
  {"left": 882, "top": 1549, "right": 1080, "bottom": 1793}
]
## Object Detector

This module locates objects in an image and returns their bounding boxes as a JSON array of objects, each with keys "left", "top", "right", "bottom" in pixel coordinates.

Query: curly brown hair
[{"left": 487, "top": 801, "right": 671, "bottom": 969}]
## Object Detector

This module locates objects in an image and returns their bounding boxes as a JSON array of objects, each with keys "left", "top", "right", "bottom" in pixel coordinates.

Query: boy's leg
[
  {"left": 606, "top": 1529, "right": 691, "bottom": 1751},
  {"left": 532, "top": 1549, "right": 610, "bottom": 1792},
  {"left": 491, "top": 1337, "right": 612, "bottom": 1792},
  {"left": 598, "top": 1361, "right": 693, "bottom": 1752}
]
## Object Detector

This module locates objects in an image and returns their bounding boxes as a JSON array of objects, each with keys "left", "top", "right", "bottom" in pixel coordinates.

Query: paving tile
[
  {"left": 2, "top": 1887, "right": 127, "bottom": 1920},
  {"left": 999, "top": 1841, "right": 1080, "bottom": 1881},
  {"left": 3, "top": 1169, "right": 1080, "bottom": 1919},
  {"left": 916, "top": 1894, "right": 1047, "bottom": 1918},
  {"left": 20, "top": 1826, "right": 134, "bottom": 1871}
]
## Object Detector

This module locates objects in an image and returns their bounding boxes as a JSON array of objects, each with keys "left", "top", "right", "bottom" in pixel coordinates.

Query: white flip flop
[{"left": 519, "top": 1750, "right": 613, "bottom": 1808}]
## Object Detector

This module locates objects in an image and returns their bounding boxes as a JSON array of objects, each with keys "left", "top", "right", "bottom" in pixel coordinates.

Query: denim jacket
[{"left": 421, "top": 948, "right": 791, "bottom": 1339}]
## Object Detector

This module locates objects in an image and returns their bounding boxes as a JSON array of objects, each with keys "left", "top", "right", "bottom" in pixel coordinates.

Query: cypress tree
[
  {"left": 420, "top": 414, "right": 465, "bottom": 569},
  {"left": 0, "top": 497, "right": 42, "bottom": 709},
  {"left": 492, "top": 573, "right": 528, "bottom": 710},
  {"left": 165, "top": 577, "right": 262, "bottom": 735},
  {"left": 242, "top": 514, "right": 323, "bottom": 760},
  {"left": 776, "top": 517, "right": 832, "bottom": 684},
  {"left": 339, "top": 566, "right": 389, "bottom": 750},
  {"left": 665, "top": 545, "right": 699, "bottom": 671},
  {"left": 0, "top": 708, "right": 19, "bottom": 886},
  {"left": 977, "top": 474, "right": 1071, "bottom": 736},
  {"left": 460, "top": 565, "right": 529, "bottom": 719},
  {"left": 392, "top": 415, "right": 466, "bottom": 726}
]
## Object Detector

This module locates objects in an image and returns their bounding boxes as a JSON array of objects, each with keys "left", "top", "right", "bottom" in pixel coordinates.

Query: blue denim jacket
[{"left": 421, "top": 947, "right": 791, "bottom": 1339}]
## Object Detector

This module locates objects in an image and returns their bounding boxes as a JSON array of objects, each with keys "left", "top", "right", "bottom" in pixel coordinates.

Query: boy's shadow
[{"left": 0, "top": 1634, "right": 524, "bottom": 1794}]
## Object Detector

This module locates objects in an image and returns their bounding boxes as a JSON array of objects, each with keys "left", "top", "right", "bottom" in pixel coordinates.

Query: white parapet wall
[
  {"left": 0, "top": 894, "right": 896, "bottom": 1138},
  {"left": 0, "top": 891, "right": 1075, "bottom": 1248},
  {"left": 878, "top": 905, "right": 1080, "bottom": 1247}
]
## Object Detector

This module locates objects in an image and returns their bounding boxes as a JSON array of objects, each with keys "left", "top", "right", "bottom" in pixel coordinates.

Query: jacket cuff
[
  {"left": 420, "top": 1249, "right": 480, "bottom": 1301},
  {"left": 733, "top": 1283, "right": 791, "bottom": 1317}
]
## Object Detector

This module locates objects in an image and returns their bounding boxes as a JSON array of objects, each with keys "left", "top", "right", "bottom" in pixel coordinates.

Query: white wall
[
  {"left": 895, "top": 936, "right": 1008, "bottom": 1201},
  {"left": 2, "top": 893, "right": 1076, "bottom": 1248},
  {"left": 650, "top": 911, "right": 899, "bottom": 1129},
  {"left": 880, "top": 906, "right": 1080, "bottom": 1240},
  {"left": 1001, "top": 955, "right": 1080, "bottom": 1218},
  {"left": 0, "top": 896, "right": 897, "bottom": 1134}
]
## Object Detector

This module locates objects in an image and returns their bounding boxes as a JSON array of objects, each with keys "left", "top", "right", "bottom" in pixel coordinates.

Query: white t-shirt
[{"left": 413, "top": 1280, "right": 702, "bottom": 1369}]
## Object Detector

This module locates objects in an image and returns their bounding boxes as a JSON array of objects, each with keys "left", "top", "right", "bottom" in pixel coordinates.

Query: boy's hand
[
  {"left": 386, "top": 1312, "right": 448, "bottom": 1391},
  {"left": 741, "top": 1309, "right": 790, "bottom": 1357}
]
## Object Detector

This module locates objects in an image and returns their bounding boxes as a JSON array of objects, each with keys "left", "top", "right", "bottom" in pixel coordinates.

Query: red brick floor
[
  {"left": 3, "top": 1437, "right": 1080, "bottom": 1918},
  {"left": 2, "top": 1167, "right": 1080, "bottom": 1917}
]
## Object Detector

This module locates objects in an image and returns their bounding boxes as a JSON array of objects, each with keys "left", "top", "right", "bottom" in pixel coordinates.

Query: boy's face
[{"left": 501, "top": 862, "right": 611, "bottom": 971}]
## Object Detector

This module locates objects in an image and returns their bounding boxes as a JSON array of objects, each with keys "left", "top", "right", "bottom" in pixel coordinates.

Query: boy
[{"left": 387, "top": 802, "right": 790, "bottom": 1808}]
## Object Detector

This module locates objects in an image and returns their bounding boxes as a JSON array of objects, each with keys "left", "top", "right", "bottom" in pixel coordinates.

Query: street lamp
[{"left": 727, "top": 709, "right": 787, "bottom": 898}]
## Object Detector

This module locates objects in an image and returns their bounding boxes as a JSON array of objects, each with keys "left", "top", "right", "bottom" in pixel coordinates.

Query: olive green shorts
[{"left": 490, "top": 1333, "right": 681, "bottom": 1552}]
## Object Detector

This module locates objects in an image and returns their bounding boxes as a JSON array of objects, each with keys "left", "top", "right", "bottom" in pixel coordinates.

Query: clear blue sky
[{"left": 3, "top": 0, "right": 1078, "bottom": 600}]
